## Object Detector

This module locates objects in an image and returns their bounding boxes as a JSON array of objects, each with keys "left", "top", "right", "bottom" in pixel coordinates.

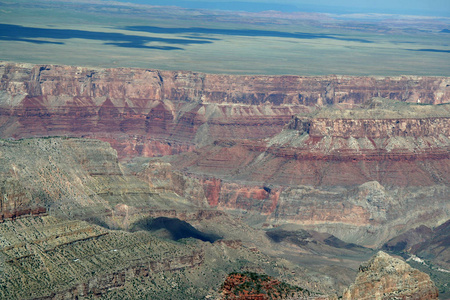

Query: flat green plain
[{"left": 0, "top": 0, "right": 449, "bottom": 76}]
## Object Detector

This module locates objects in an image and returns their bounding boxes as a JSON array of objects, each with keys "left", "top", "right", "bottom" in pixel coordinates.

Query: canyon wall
[
  {"left": 166, "top": 102, "right": 449, "bottom": 246},
  {"left": 173, "top": 106, "right": 450, "bottom": 187},
  {"left": 2, "top": 63, "right": 449, "bottom": 105},
  {"left": 292, "top": 116, "right": 449, "bottom": 138},
  {"left": 1, "top": 62, "right": 449, "bottom": 159}
]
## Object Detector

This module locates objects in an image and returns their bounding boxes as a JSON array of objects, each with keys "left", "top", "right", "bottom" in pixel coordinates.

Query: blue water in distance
[{"left": 117, "top": 0, "right": 298, "bottom": 12}]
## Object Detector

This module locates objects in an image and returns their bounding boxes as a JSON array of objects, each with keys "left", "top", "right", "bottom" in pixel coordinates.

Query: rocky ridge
[
  {"left": 217, "top": 251, "right": 440, "bottom": 300},
  {"left": 383, "top": 220, "right": 450, "bottom": 270},
  {"left": 343, "top": 251, "right": 439, "bottom": 299}
]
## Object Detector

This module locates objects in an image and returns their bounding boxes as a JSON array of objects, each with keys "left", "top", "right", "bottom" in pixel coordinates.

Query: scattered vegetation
[
  {"left": 308, "top": 98, "right": 450, "bottom": 120},
  {"left": 220, "top": 272, "right": 310, "bottom": 299}
]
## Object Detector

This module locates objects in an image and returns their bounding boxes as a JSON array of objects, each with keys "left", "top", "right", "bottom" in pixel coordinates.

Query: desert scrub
[{"left": 221, "top": 272, "right": 309, "bottom": 299}]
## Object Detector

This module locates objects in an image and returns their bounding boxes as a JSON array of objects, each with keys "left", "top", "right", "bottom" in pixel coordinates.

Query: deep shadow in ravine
[{"left": 131, "top": 217, "right": 222, "bottom": 243}]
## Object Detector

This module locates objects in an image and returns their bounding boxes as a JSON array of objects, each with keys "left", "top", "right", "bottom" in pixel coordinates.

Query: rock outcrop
[
  {"left": 410, "top": 220, "right": 450, "bottom": 270},
  {"left": 1, "top": 62, "right": 449, "bottom": 159},
  {"left": 343, "top": 251, "right": 439, "bottom": 299}
]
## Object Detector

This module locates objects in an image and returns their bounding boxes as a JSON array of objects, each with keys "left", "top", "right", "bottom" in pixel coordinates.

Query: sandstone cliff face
[
  {"left": 293, "top": 116, "right": 449, "bottom": 139},
  {"left": 2, "top": 63, "right": 449, "bottom": 105},
  {"left": 1, "top": 62, "right": 449, "bottom": 159},
  {"left": 343, "top": 251, "right": 439, "bottom": 300}
]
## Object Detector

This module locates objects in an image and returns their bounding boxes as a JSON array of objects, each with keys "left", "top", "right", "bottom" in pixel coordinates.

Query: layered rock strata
[
  {"left": 1, "top": 62, "right": 449, "bottom": 158},
  {"left": 181, "top": 119, "right": 449, "bottom": 186},
  {"left": 166, "top": 101, "right": 449, "bottom": 246},
  {"left": 0, "top": 62, "right": 448, "bottom": 298},
  {"left": 173, "top": 99, "right": 449, "bottom": 185}
]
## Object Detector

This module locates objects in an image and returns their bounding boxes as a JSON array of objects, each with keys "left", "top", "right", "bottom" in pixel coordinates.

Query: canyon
[
  {"left": 0, "top": 137, "right": 363, "bottom": 299},
  {"left": 0, "top": 62, "right": 449, "bottom": 298}
]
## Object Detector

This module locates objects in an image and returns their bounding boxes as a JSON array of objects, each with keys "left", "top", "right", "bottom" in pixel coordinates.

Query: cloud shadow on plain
[
  {"left": 121, "top": 25, "right": 374, "bottom": 44},
  {"left": 406, "top": 48, "right": 450, "bottom": 53},
  {"left": 0, "top": 23, "right": 214, "bottom": 50}
]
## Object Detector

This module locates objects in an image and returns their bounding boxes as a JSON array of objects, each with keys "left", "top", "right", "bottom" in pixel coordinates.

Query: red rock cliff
[
  {"left": 1, "top": 62, "right": 449, "bottom": 158},
  {"left": 2, "top": 63, "right": 448, "bottom": 104}
]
